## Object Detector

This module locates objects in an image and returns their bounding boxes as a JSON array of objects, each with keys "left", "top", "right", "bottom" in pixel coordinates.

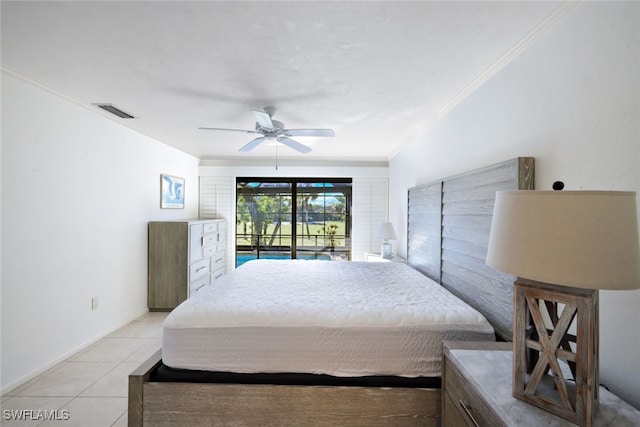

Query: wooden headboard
[{"left": 407, "top": 157, "right": 534, "bottom": 341}]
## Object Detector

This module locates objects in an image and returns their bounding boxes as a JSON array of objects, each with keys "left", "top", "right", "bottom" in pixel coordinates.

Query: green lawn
[{"left": 236, "top": 220, "right": 348, "bottom": 247}]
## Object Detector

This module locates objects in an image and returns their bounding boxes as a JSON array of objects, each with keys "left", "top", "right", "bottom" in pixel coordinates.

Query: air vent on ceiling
[{"left": 93, "top": 103, "right": 136, "bottom": 119}]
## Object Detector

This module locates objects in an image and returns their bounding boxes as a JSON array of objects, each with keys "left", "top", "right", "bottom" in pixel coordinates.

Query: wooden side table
[{"left": 442, "top": 341, "right": 640, "bottom": 426}]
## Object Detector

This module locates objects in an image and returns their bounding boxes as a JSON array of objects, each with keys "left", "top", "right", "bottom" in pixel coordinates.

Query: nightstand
[
  {"left": 442, "top": 342, "right": 640, "bottom": 427},
  {"left": 364, "top": 252, "right": 406, "bottom": 263}
]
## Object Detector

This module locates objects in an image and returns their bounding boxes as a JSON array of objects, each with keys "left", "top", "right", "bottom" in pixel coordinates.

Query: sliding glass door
[
  {"left": 236, "top": 181, "right": 293, "bottom": 265},
  {"left": 236, "top": 178, "right": 351, "bottom": 266}
]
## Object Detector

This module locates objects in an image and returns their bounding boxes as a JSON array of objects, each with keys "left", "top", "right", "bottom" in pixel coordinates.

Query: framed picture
[{"left": 160, "top": 174, "right": 185, "bottom": 209}]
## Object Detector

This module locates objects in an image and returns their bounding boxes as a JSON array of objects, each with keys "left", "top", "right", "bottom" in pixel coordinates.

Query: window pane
[{"left": 237, "top": 178, "right": 351, "bottom": 265}]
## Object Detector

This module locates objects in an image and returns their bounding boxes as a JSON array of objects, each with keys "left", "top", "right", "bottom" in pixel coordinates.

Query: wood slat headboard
[{"left": 407, "top": 157, "right": 534, "bottom": 341}]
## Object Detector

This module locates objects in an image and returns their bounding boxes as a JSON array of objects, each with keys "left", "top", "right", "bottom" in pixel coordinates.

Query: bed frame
[
  {"left": 129, "top": 157, "right": 534, "bottom": 426},
  {"left": 408, "top": 157, "right": 534, "bottom": 340}
]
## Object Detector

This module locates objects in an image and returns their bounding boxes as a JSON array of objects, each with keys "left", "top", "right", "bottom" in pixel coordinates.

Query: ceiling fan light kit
[{"left": 199, "top": 108, "right": 335, "bottom": 154}]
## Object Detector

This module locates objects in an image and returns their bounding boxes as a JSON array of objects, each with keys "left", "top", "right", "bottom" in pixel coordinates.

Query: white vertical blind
[
  {"left": 199, "top": 176, "right": 235, "bottom": 270},
  {"left": 352, "top": 177, "right": 389, "bottom": 261}
]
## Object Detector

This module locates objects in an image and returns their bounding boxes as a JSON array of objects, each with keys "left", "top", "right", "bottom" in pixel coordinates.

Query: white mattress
[{"left": 163, "top": 260, "right": 495, "bottom": 377}]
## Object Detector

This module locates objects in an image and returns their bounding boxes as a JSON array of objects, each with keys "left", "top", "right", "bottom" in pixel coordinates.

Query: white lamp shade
[
  {"left": 376, "top": 222, "right": 397, "bottom": 240},
  {"left": 486, "top": 191, "right": 640, "bottom": 290}
]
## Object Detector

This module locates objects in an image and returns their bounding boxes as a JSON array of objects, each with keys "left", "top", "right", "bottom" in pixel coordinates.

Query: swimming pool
[{"left": 236, "top": 252, "right": 331, "bottom": 266}]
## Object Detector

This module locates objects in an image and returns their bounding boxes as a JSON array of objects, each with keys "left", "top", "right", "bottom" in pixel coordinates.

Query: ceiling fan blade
[
  {"left": 251, "top": 109, "right": 275, "bottom": 130},
  {"left": 239, "top": 137, "right": 271, "bottom": 152},
  {"left": 278, "top": 137, "right": 312, "bottom": 154},
  {"left": 285, "top": 129, "right": 335, "bottom": 138},
  {"left": 199, "top": 127, "right": 260, "bottom": 134}
]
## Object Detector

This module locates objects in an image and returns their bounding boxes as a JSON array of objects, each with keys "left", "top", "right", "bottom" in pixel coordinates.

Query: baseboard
[{"left": 1, "top": 308, "right": 150, "bottom": 396}]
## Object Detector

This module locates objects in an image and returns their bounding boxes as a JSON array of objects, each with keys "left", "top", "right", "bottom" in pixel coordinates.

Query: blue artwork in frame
[{"left": 161, "top": 174, "right": 185, "bottom": 209}]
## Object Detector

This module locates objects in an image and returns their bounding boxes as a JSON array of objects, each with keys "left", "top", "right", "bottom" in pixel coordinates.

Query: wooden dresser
[
  {"left": 148, "top": 219, "right": 226, "bottom": 310},
  {"left": 442, "top": 341, "right": 640, "bottom": 426}
]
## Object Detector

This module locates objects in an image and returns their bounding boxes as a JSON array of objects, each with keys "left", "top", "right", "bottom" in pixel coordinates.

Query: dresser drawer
[
  {"left": 443, "top": 391, "right": 473, "bottom": 427},
  {"left": 205, "top": 243, "right": 226, "bottom": 256},
  {"left": 203, "top": 222, "right": 218, "bottom": 234},
  {"left": 211, "top": 251, "right": 225, "bottom": 268},
  {"left": 202, "top": 234, "right": 217, "bottom": 247},
  {"left": 444, "top": 354, "right": 505, "bottom": 427},
  {"left": 189, "top": 258, "right": 210, "bottom": 281},
  {"left": 189, "top": 275, "right": 209, "bottom": 296},
  {"left": 211, "top": 266, "right": 225, "bottom": 282},
  {"left": 203, "top": 245, "right": 216, "bottom": 258}
]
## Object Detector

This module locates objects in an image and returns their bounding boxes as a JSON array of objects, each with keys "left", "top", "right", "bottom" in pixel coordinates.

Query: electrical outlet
[{"left": 91, "top": 297, "right": 99, "bottom": 310}]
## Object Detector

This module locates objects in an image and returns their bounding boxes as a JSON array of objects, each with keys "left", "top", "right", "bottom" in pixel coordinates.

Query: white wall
[
  {"left": 1, "top": 72, "right": 200, "bottom": 393},
  {"left": 390, "top": 1, "right": 639, "bottom": 407}
]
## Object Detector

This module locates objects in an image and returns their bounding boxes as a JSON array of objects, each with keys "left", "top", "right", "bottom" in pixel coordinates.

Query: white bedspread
[{"left": 163, "top": 260, "right": 494, "bottom": 377}]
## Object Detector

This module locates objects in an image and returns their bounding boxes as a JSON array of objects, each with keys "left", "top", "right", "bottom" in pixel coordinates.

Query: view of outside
[{"left": 236, "top": 179, "right": 352, "bottom": 266}]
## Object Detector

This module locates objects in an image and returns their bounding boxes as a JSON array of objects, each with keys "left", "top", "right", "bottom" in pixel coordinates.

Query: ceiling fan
[{"left": 199, "top": 108, "right": 335, "bottom": 154}]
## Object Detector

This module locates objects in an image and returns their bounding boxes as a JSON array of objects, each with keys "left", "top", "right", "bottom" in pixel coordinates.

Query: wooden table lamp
[{"left": 486, "top": 190, "right": 640, "bottom": 427}]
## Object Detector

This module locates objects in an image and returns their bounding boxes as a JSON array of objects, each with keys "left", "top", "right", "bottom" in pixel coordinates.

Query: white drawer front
[
  {"left": 203, "top": 222, "right": 218, "bottom": 234},
  {"left": 203, "top": 245, "right": 216, "bottom": 258},
  {"left": 189, "top": 275, "right": 209, "bottom": 296},
  {"left": 211, "top": 266, "right": 225, "bottom": 282},
  {"left": 202, "top": 234, "right": 217, "bottom": 247},
  {"left": 211, "top": 252, "right": 225, "bottom": 269},
  {"left": 189, "top": 258, "right": 210, "bottom": 281}
]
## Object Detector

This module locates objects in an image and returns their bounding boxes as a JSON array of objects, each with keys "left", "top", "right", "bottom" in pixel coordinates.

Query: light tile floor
[{"left": 1, "top": 312, "right": 167, "bottom": 426}]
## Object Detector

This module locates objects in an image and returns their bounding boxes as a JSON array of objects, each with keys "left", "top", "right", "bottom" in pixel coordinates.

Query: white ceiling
[{"left": 1, "top": 1, "right": 570, "bottom": 162}]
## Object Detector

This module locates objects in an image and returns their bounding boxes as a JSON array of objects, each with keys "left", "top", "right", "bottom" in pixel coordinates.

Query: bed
[
  {"left": 163, "top": 260, "right": 494, "bottom": 377},
  {"left": 129, "top": 157, "right": 534, "bottom": 426}
]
